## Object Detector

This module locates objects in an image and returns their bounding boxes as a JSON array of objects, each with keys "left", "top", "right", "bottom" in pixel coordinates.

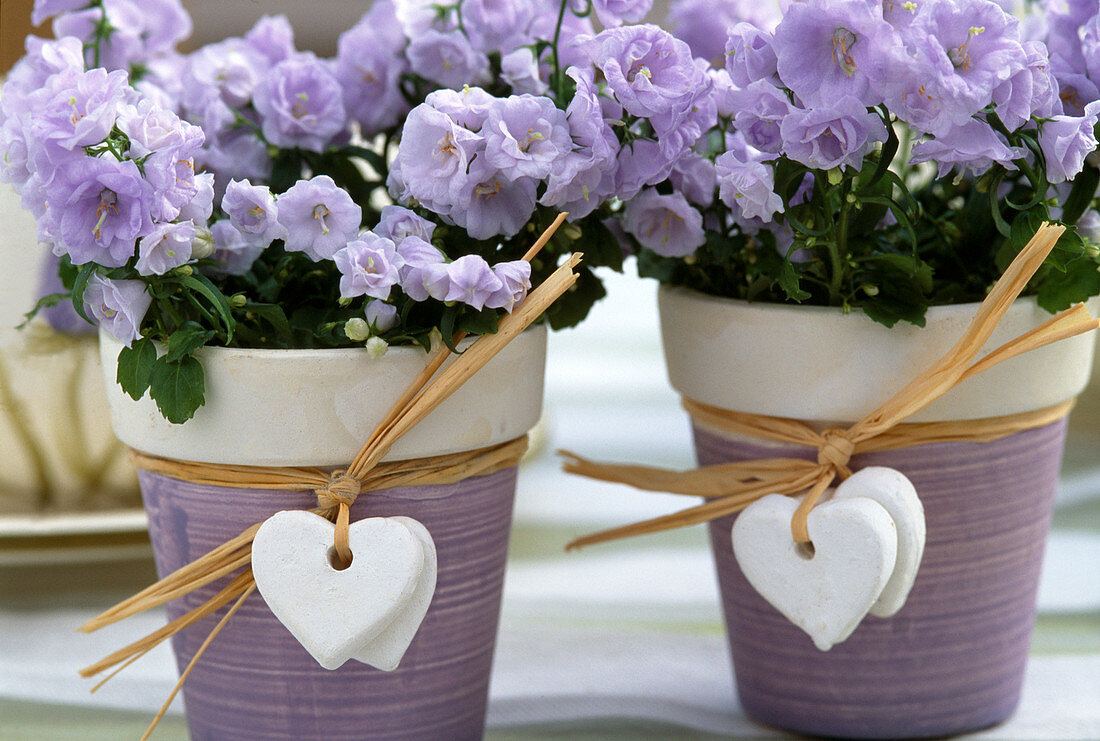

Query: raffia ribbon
[
  {"left": 564, "top": 222, "right": 1099, "bottom": 550},
  {"left": 77, "top": 214, "right": 580, "bottom": 740}
]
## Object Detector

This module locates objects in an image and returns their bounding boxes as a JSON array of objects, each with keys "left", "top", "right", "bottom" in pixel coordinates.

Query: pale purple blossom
[
  {"left": 393, "top": 104, "right": 482, "bottom": 213},
  {"left": 715, "top": 147, "right": 784, "bottom": 223},
  {"left": 365, "top": 300, "right": 399, "bottom": 332},
  {"left": 245, "top": 15, "right": 296, "bottom": 65},
  {"left": 587, "top": 25, "right": 702, "bottom": 120},
  {"left": 333, "top": 233, "right": 402, "bottom": 300},
  {"left": 780, "top": 98, "right": 888, "bottom": 171},
  {"left": 462, "top": 0, "right": 535, "bottom": 52},
  {"left": 50, "top": 156, "right": 153, "bottom": 267},
  {"left": 483, "top": 95, "right": 572, "bottom": 181},
  {"left": 276, "top": 176, "right": 362, "bottom": 261},
  {"left": 193, "top": 98, "right": 272, "bottom": 184},
  {"left": 335, "top": 2, "right": 410, "bottom": 136},
  {"left": 396, "top": 236, "right": 446, "bottom": 301},
  {"left": 992, "top": 40, "right": 1059, "bottom": 130},
  {"left": 615, "top": 139, "right": 676, "bottom": 202},
  {"left": 485, "top": 260, "right": 531, "bottom": 311},
  {"left": 136, "top": 221, "right": 196, "bottom": 276},
  {"left": 222, "top": 179, "right": 286, "bottom": 246},
  {"left": 35, "top": 68, "right": 129, "bottom": 153},
  {"left": 253, "top": 54, "right": 346, "bottom": 152},
  {"left": 591, "top": 0, "right": 653, "bottom": 29},
  {"left": 429, "top": 255, "right": 504, "bottom": 310},
  {"left": 622, "top": 188, "right": 706, "bottom": 258},
  {"left": 209, "top": 220, "right": 265, "bottom": 275},
  {"left": 180, "top": 39, "right": 266, "bottom": 112},
  {"left": 1039, "top": 101, "right": 1100, "bottom": 183},
  {"left": 725, "top": 23, "right": 779, "bottom": 88},
  {"left": 423, "top": 86, "right": 498, "bottom": 130},
  {"left": 773, "top": 0, "right": 897, "bottom": 107},
  {"left": 500, "top": 48, "right": 548, "bottom": 96},
  {"left": 177, "top": 172, "right": 215, "bottom": 226},
  {"left": 450, "top": 162, "right": 538, "bottom": 240},
  {"left": 668, "top": 0, "right": 781, "bottom": 65},
  {"left": 32, "top": 0, "right": 86, "bottom": 25},
  {"left": 910, "top": 119, "right": 1026, "bottom": 177},
  {"left": 670, "top": 153, "right": 717, "bottom": 207},
  {"left": 730, "top": 80, "right": 792, "bottom": 155},
  {"left": 407, "top": 30, "right": 490, "bottom": 89},
  {"left": 376, "top": 206, "right": 436, "bottom": 245},
  {"left": 83, "top": 274, "right": 151, "bottom": 348}
]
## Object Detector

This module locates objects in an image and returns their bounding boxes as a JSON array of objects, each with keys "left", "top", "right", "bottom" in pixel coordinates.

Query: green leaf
[
  {"left": 1059, "top": 165, "right": 1099, "bottom": 225},
  {"left": 546, "top": 265, "right": 606, "bottom": 330},
  {"left": 148, "top": 354, "right": 206, "bottom": 424},
  {"left": 860, "top": 295, "right": 928, "bottom": 328},
  {"left": 1036, "top": 257, "right": 1100, "bottom": 313},
  {"left": 18, "top": 292, "right": 69, "bottom": 329},
  {"left": 777, "top": 261, "right": 811, "bottom": 302},
  {"left": 69, "top": 263, "right": 98, "bottom": 325},
  {"left": 173, "top": 274, "right": 236, "bottom": 342},
  {"left": 165, "top": 321, "right": 215, "bottom": 363},
  {"left": 457, "top": 307, "right": 500, "bottom": 336},
  {"left": 116, "top": 338, "right": 158, "bottom": 401},
  {"left": 243, "top": 302, "right": 295, "bottom": 346},
  {"left": 860, "top": 253, "right": 934, "bottom": 293},
  {"left": 269, "top": 150, "right": 303, "bottom": 193}
]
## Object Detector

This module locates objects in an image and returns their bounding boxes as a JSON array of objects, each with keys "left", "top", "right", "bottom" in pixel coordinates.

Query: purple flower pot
[
  {"left": 139, "top": 465, "right": 518, "bottom": 741},
  {"left": 695, "top": 420, "right": 1066, "bottom": 740}
]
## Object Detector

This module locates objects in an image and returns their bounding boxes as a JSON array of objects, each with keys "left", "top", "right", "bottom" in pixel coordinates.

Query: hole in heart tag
[
  {"left": 327, "top": 546, "right": 353, "bottom": 571},
  {"left": 252, "top": 510, "right": 438, "bottom": 672},
  {"left": 731, "top": 466, "right": 925, "bottom": 650}
]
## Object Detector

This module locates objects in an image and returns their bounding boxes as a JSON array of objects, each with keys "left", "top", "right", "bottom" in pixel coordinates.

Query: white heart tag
[
  {"left": 350, "top": 516, "right": 437, "bottom": 671},
  {"left": 833, "top": 466, "right": 925, "bottom": 617},
  {"left": 252, "top": 511, "right": 425, "bottom": 670},
  {"left": 732, "top": 493, "right": 897, "bottom": 650}
]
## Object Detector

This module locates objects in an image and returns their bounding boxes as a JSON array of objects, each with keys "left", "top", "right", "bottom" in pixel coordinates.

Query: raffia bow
[
  {"left": 78, "top": 214, "right": 579, "bottom": 739},
  {"left": 564, "top": 223, "right": 1099, "bottom": 550}
]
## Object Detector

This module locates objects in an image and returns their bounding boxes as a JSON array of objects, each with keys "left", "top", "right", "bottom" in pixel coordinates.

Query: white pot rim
[
  {"left": 100, "top": 325, "right": 547, "bottom": 467},
  {"left": 659, "top": 285, "right": 1098, "bottom": 424}
]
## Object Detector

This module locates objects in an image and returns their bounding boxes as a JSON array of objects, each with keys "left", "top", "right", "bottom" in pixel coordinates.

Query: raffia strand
[{"left": 564, "top": 222, "right": 1098, "bottom": 548}]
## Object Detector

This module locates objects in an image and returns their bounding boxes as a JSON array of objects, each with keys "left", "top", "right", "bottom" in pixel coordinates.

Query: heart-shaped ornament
[
  {"left": 732, "top": 493, "right": 898, "bottom": 650},
  {"left": 252, "top": 511, "right": 427, "bottom": 670},
  {"left": 833, "top": 466, "right": 925, "bottom": 617},
  {"left": 350, "top": 516, "right": 437, "bottom": 671}
]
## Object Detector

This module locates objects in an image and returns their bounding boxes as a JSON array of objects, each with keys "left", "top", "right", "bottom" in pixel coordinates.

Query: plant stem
[
  {"left": 550, "top": 0, "right": 570, "bottom": 102},
  {"left": 832, "top": 180, "right": 853, "bottom": 303}
]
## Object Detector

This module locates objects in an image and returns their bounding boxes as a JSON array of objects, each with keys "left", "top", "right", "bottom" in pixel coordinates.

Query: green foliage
[
  {"left": 148, "top": 354, "right": 205, "bottom": 424},
  {"left": 116, "top": 338, "right": 158, "bottom": 401},
  {"left": 635, "top": 113, "right": 1100, "bottom": 328}
]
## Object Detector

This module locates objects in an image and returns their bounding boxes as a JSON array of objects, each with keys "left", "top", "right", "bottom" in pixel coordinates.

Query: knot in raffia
[
  {"left": 816, "top": 427, "right": 855, "bottom": 479},
  {"left": 315, "top": 471, "right": 363, "bottom": 514}
]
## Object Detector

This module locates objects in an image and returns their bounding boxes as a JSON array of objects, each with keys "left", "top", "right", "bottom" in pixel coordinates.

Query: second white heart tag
[
  {"left": 732, "top": 493, "right": 898, "bottom": 650},
  {"left": 252, "top": 510, "right": 437, "bottom": 671}
]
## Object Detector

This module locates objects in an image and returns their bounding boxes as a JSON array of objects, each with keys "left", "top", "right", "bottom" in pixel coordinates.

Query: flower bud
[
  {"left": 191, "top": 228, "right": 216, "bottom": 259},
  {"left": 366, "top": 336, "right": 389, "bottom": 358},
  {"left": 344, "top": 317, "right": 370, "bottom": 342},
  {"left": 228, "top": 294, "right": 248, "bottom": 308}
]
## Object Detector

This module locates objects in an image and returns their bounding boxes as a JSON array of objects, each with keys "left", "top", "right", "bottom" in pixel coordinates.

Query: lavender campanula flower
[
  {"left": 1039, "top": 101, "right": 1100, "bottom": 183},
  {"left": 730, "top": 80, "right": 791, "bottom": 155},
  {"left": 429, "top": 254, "right": 504, "bottom": 311},
  {"left": 50, "top": 156, "right": 153, "bottom": 267},
  {"left": 1, "top": 36, "right": 85, "bottom": 112},
  {"left": 34, "top": 67, "right": 129, "bottom": 153},
  {"left": 135, "top": 220, "right": 196, "bottom": 276},
  {"left": 529, "top": 5, "right": 595, "bottom": 70},
  {"left": 376, "top": 205, "right": 435, "bottom": 245},
  {"left": 424, "top": 86, "right": 498, "bottom": 131},
  {"left": 193, "top": 98, "right": 272, "bottom": 185},
  {"left": 462, "top": 0, "right": 535, "bottom": 52},
  {"left": 726, "top": 23, "right": 779, "bottom": 88},
  {"left": 54, "top": 0, "right": 191, "bottom": 71},
  {"left": 222, "top": 179, "right": 287, "bottom": 246},
  {"left": 396, "top": 236, "right": 446, "bottom": 301},
  {"left": 990, "top": 39, "right": 1059, "bottom": 130},
  {"left": 335, "top": 2, "right": 410, "bottom": 136},
  {"left": 177, "top": 172, "right": 215, "bottom": 226},
  {"left": 715, "top": 147, "right": 784, "bottom": 223},
  {"left": 780, "top": 98, "right": 888, "bottom": 171},
  {"left": 333, "top": 233, "right": 402, "bottom": 300},
  {"left": 485, "top": 259, "right": 531, "bottom": 311},
  {"left": 591, "top": 0, "right": 653, "bottom": 29},
  {"left": 253, "top": 54, "right": 346, "bottom": 153},
  {"left": 365, "top": 300, "right": 399, "bottom": 331},
  {"left": 407, "top": 30, "right": 490, "bottom": 90},
  {"left": 0, "top": 115, "right": 32, "bottom": 191},
  {"left": 245, "top": 15, "right": 296, "bottom": 66},
  {"left": 277, "top": 176, "right": 362, "bottom": 261},
  {"left": 670, "top": 153, "right": 717, "bottom": 208},
  {"left": 393, "top": 104, "right": 482, "bottom": 213},
  {"left": 622, "top": 188, "right": 706, "bottom": 258},
  {"left": 615, "top": 139, "right": 677, "bottom": 203},
  {"left": 649, "top": 63, "right": 717, "bottom": 160},
  {"left": 773, "top": 0, "right": 897, "bottom": 108},
  {"left": 32, "top": 0, "right": 86, "bottom": 25},
  {"left": 587, "top": 25, "right": 703, "bottom": 120},
  {"left": 910, "top": 119, "right": 1025, "bottom": 178},
  {"left": 116, "top": 99, "right": 201, "bottom": 160},
  {"left": 501, "top": 48, "right": 549, "bottom": 96},
  {"left": 180, "top": 39, "right": 266, "bottom": 112},
  {"left": 450, "top": 161, "right": 538, "bottom": 240},
  {"left": 394, "top": 0, "right": 459, "bottom": 38},
  {"left": 668, "top": 0, "right": 781, "bottom": 65},
  {"left": 209, "top": 220, "right": 265, "bottom": 276},
  {"left": 483, "top": 95, "right": 572, "bottom": 181},
  {"left": 83, "top": 274, "right": 151, "bottom": 347}
]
